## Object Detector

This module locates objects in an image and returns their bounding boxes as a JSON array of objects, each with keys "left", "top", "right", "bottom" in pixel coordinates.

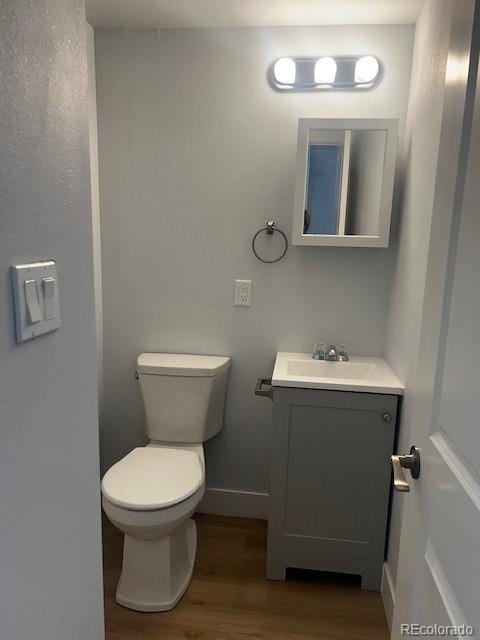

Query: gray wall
[
  {"left": 0, "top": 2, "right": 104, "bottom": 639},
  {"left": 383, "top": 0, "right": 453, "bottom": 593},
  {"left": 95, "top": 25, "right": 414, "bottom": 488}
]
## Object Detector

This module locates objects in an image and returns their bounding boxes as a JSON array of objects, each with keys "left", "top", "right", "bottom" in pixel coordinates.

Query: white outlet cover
[{"left": 234, "top": 279, "right": 252, "bottom": 307}]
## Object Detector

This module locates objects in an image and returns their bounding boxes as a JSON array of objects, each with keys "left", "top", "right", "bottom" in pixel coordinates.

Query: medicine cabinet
[{"left": 292, "top": 118, "right": 398, "bottom": 247}]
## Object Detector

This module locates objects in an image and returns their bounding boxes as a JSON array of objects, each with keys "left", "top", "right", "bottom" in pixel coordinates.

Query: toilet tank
[{"left": 136, "top": 353, "right": 231, "bottom": 443}]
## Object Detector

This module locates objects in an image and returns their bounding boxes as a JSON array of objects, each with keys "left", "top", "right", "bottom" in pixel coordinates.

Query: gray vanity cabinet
[{"left": 267, "top": 387, "right": 398, "bottom": 590}]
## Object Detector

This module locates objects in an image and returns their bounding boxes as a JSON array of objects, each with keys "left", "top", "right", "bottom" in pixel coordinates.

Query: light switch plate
[{"left": 11, "top": 260, "right": 61, "bottom": 343}]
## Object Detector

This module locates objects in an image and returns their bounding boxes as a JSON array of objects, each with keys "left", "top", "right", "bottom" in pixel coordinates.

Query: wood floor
[{"left": 103, "top": 514, "right": 389, "bottom": 640}]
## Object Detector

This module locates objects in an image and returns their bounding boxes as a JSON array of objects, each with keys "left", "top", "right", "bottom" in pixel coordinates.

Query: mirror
[{"left": 292, "top": 118, "right": 398, "bottom": 247}]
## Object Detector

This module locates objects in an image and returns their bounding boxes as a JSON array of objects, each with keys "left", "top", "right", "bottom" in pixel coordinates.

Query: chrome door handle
[
  {"left": 390, "top": 446, "right": 421, "bottom": 492},
  {"left": 391, "top": 456, "right": 410, "bottom": 492}
]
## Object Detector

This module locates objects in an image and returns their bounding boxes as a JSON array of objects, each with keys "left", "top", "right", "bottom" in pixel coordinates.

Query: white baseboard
[
  {"left": 381, "top": 562, "right": 396, "bottom": 632},
  {"left": 197, "top": 487, "right": 269, "bottom": 520}
]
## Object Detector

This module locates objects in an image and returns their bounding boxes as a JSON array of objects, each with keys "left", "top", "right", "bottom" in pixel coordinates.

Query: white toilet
[{"left": 101, "top": 352, "right": 231, "bottom": 612}]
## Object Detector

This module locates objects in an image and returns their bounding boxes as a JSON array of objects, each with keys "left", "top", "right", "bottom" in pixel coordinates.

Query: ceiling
[{"left": 86, "top": 0, "right": 425, "bottom": 29}]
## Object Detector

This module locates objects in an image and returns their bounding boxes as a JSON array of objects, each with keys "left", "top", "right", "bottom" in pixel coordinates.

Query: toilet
[{"left": 101, "top": 352, "right": 231, "bottom": 612}]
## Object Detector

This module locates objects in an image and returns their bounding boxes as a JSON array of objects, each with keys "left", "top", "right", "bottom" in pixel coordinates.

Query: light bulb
[
  {"left": 314, "top": 57, "right": 337, "bottom": 84},
  {"left": 273, "top": 58, "right": 296, "bottom": 85},
  {"left": 355, "top": 56, "right": 380, "bottom": 83}
]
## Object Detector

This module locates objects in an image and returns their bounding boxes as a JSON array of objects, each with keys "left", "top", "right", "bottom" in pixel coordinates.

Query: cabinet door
[{"left": 268, "top": 388, "right": 397, "bottom": 587}]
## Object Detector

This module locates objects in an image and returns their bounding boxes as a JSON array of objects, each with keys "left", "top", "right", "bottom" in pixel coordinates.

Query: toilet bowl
[
  {"left": 102, "top": 445, "right": 205, "bottom": 611},
  {"left": 101, "top": 353, "right": 230, "bottom": 612}
]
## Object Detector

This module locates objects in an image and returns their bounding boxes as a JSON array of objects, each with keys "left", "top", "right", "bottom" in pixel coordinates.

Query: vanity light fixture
[{"left": 270, "top": 55, "right": 381, "bottom": 91}]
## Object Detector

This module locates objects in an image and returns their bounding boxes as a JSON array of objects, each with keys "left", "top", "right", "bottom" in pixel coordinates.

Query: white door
[{"left": 392, "top": 3, "right": 480, "bottom": 638}]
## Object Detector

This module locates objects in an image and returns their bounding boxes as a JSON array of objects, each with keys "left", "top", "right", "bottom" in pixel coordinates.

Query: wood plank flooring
[{"left": 103, "top": 514, "right": 389, "bottom": 640}]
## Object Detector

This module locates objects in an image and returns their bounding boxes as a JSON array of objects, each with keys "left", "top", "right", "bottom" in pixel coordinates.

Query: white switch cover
[
  {"left": 234, "top": 279, "right": 252, "bottom": 307},
  {"left": 11, "top": 260, "right": 61, "bottom": 342}
]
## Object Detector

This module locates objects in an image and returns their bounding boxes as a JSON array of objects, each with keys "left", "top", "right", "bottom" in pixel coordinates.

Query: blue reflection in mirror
[{"left": 305, "top": 145, "right": 342, "bottom": 234}]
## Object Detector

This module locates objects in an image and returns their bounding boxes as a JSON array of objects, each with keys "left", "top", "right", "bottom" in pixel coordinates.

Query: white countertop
[{"left": 272, "top": 352, "right": 404, "bottom": 395}]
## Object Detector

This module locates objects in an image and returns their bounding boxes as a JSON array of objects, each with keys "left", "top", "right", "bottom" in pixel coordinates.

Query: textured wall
[
  {"left": 0, "top": 2, "right": 104, "bottom": 639},
  {"left": 384, "top": 0, "right": 453, "bottom": 591},
  {"left": 95, "top": 25, "right": 413, "bottom": 488}
]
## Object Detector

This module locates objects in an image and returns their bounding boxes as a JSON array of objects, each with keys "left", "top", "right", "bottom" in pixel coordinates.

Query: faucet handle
[
  {"left": 312, "top": 342, "right": 326, "bottom": 360},
  {"left": 337, "top": 343, "right": 349, "bottom": 362}
]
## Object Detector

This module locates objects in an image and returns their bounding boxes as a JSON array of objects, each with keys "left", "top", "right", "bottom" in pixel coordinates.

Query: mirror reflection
[{"left": 304, "top": 129, "right": 386, "bottom": 237}]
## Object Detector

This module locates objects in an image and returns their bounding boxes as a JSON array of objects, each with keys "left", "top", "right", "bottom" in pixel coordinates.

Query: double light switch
[{"left": 11, "top": 260, "right": 61, "bottom": 343}]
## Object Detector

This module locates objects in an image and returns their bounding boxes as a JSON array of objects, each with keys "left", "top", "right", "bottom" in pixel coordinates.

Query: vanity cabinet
[{"left": 267, "top": 387, "right": 398, "bottom": 590}]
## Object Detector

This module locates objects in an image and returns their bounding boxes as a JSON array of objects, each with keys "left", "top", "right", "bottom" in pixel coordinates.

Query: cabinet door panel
[
  {"left": 268, "top": 388, "right": 397, "bottom": 588},
  {"left": 285, "top": 404, "right": 378, "bottom": 542}
]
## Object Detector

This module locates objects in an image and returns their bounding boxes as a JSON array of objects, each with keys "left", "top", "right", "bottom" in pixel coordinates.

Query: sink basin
[
  {"left": 273, "top": 352, "right": 404, "bottom": 394},
  {"left": 287, "top": 359, "right": 374, "bottom": 380}
]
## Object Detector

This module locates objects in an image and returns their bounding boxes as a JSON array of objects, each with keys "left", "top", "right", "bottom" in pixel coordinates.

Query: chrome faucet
[
  {"left": 325, "top": 345, "right": 338, "bottom": 361},
  {"left": 312, "top": 343, "right": 349, "bottom": 362}
]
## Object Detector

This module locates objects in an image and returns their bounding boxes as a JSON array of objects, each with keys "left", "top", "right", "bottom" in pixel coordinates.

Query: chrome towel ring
[{"left": 251, "top": 220, "right": 288, "bottom": 263}]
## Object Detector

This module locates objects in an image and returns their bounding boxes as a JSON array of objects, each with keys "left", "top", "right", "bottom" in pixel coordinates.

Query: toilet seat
[{"left": 101, "top": 447, "right": 204, "bottom": 511}]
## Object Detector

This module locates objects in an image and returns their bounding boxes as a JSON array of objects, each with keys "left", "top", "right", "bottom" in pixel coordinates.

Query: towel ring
[{"left": 252, "top": 220, "right": 288, "bottom": 264}]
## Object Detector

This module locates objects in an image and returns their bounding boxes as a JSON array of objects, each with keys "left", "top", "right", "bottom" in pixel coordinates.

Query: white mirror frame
[{"left": 292, "top": 118, "right": 399, "bottom": 247}]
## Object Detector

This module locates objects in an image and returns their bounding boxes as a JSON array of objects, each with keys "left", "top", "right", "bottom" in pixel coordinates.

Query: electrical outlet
[{"left": 234, "top": 279, "right": 252, "bottom": 307}]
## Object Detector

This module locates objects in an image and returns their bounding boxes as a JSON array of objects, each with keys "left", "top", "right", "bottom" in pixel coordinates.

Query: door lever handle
[
  {"left": 390, "top": 446, "right": 421, "bottom": 493},
  {"left": 391, "top": 455, "right": 410, "bottom": 492}
]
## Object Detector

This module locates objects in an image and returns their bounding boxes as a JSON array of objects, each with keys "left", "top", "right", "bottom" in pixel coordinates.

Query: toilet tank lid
[{"left": 137, "top": 353, "right": 231, "bottom": 377}]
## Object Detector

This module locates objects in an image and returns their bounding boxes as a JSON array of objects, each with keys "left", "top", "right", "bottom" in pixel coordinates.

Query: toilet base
[{"left": 116, "top": 518, "right": 197, "bottom": 612}]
